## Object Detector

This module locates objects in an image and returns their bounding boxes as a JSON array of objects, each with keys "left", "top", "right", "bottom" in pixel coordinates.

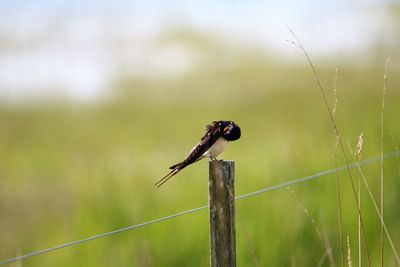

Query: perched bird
[{"left": 155, "top": 120, "right": 241, "bottom": 187}]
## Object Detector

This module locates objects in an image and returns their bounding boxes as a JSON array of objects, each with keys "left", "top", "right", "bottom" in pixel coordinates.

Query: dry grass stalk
[
  {"left": 286, "top": 187, "right": 335, "bottom": 267},
  {"left": 237, "top": 212, "right": 261, "bottom": 267},
  {"left": 347, "top": 234, "right": 353, "bottom": 267},
  {"left": 355, "top": 133, "right": 364, "bottom": 267},
  {"left": 380, "top": 57, "right": 391, "bottom": 267},
  {"left": 286, "top": 26, "right": 371, "bottom": 267},
  {"left": 333, "top": 66, "right": 345, "bottom": 267},
  {"left": 352, "top": 151, "right": 400, "bottom": 265}
]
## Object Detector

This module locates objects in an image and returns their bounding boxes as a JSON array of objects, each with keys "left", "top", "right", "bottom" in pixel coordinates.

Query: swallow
[{"left": 155, "top": 120, "right": 241, "bottom": 187}]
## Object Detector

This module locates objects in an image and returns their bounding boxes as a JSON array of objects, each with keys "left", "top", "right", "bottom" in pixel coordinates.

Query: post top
[{"left": 210, "top": 160, "right": 234, "bottom": 163}]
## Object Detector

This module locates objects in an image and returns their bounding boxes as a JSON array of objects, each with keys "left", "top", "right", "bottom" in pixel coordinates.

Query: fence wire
[{"left": 0, "top": 150, "right": 399, "bottom": 265}]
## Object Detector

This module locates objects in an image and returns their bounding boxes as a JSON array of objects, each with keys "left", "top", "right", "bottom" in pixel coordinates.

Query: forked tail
[
  {"left": 155, "top": 157, "right": 205, "bottom": 187},
  {"left": 154, "top": 168, "right": 182, "bottom": 187}
]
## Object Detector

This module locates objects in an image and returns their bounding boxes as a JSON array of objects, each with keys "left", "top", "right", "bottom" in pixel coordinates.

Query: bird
[{"left": 155, "top": 120, "right": 241, "bottom": 187}]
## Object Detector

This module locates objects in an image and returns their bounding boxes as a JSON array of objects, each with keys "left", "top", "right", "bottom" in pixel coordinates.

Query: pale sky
[{"left": 0, "top": 0, "right": 396, "bottom": 101}]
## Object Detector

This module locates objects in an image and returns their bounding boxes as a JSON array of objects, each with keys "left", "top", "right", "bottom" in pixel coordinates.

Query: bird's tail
[
  {"left": 155, "top": 157, "right": 205, "bottom": 187},
  {"left": 154, "top": 167, "right": 182, "bottom": 187},
  {"left": 169, "top": 162, "right": 180, "bottom": 170},
  {"left": 169, "top": 156, "right": 204, "bottom": 170}
]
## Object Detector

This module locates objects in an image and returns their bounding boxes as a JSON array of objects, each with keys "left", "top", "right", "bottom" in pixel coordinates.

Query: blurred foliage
[{"left": 1, "top": 39, "right": 400, "bottom": 267}]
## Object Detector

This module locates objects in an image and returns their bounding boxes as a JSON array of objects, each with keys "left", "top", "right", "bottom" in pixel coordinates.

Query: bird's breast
[{"left": 203, "top": 137, "right": 228, "bottom": 158}]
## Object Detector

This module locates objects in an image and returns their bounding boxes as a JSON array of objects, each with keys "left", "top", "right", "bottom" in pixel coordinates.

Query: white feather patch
[{"left": 203, "top": 137, "right": 228, "bottom": 158}]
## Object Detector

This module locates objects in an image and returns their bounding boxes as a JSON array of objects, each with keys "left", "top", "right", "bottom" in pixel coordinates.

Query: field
[{"left": 1, "top": 48, "right": 400, "bottom": 266}]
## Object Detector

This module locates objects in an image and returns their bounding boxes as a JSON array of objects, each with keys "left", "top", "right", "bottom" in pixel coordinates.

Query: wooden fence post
[{"left": 209, "top": 160, "right": 236, "bottom": 267}]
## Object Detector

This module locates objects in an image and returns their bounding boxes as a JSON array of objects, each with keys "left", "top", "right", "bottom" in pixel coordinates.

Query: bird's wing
[
  {"left": 155, "top": 121, "right": 222, "bottom": 187},
  {"left": 178, "top": 121, "right": 221, "bottom": 168}
]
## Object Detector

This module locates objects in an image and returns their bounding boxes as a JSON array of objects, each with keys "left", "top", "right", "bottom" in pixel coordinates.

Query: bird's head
[{"left": 220, "top": 121, "right": 241, "bottom": 141}]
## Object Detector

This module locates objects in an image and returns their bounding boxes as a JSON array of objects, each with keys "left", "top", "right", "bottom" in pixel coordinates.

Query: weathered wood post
[{"left": 209, "top": 160, "right": 236, "bottom": 267}]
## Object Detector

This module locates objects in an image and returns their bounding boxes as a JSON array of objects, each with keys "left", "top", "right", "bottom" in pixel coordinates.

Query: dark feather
[{"left": 155, "top": 121, "right": 222, "bottom": 186}]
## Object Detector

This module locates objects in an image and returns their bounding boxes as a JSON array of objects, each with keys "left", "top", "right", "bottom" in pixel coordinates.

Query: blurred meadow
[{"left": 1, "top": 1, "right": 400, "bottom": 267}]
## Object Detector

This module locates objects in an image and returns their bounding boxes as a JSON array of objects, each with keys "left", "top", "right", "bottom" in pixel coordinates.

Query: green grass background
[{"left": 1, "top": 46, "right": 400, "bottom": 266}]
